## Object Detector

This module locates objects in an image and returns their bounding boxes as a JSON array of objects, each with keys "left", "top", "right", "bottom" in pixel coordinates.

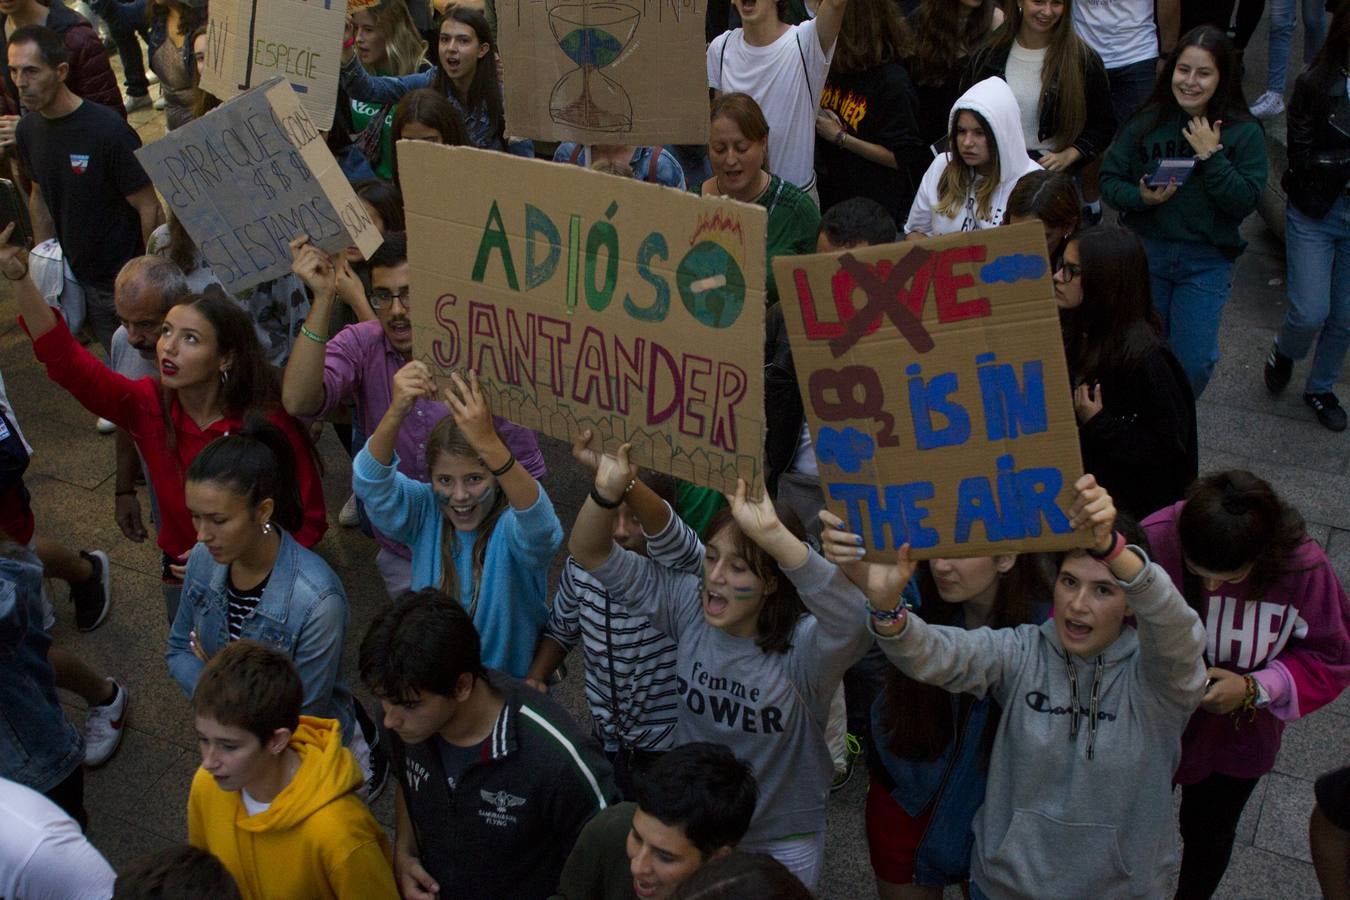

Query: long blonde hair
[
  {"left": 936, "top": 108, "right": 1001, "bottom": 221},
  {"left": 356, "top": 0, "right": 428, "bottom": 76},
  {"left": 984, "top": 0, "right": 1089, "bottom": 150}
]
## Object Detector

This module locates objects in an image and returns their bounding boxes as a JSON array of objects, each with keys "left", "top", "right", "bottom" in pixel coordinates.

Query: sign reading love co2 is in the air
[
  {"left": 401, "top": 142, "right": 767, "bottom": 495},
  {"left": 773, "top": 222, "right": 1090, "bottom": 560}
]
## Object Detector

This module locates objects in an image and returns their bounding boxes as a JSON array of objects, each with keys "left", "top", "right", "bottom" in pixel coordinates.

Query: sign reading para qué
[{"left": 772, "top": 223, "right": 1090, "bottom": 560}]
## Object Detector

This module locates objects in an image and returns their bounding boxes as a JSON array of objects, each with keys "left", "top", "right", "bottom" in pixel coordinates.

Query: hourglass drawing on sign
[{"left": 548, "top": 0, "right": 641, "bottom": 132}]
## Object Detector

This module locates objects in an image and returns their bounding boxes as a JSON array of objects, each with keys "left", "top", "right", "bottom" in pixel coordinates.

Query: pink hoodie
[{"left": 1144, "top": 502, "right": 1350, "bottom": 782}]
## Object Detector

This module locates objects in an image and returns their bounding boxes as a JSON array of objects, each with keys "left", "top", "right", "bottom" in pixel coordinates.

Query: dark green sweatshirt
[{"left": 1101, "top": 109, "right": 1267, "bottom": 259}]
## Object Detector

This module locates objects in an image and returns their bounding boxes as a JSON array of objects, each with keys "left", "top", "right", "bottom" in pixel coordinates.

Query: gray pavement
[{"left": 3, "top": 17, "right": 1347, "bottom": 896}]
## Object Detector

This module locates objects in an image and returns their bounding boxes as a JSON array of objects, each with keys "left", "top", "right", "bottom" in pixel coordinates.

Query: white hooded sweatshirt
[{"left": 904, "top": 77, "right": 1042, "bottom": 237}]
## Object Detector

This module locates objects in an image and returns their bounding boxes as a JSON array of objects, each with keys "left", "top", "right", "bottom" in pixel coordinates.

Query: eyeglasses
[
  {"left": 1056, "top": 261, "right": 1082, "bottom": 283},
  {"left": 370, "top": 286, "right": 412, "bottom": 311}
]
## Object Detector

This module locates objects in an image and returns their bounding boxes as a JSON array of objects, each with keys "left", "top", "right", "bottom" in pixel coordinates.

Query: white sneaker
[
  {"left": 96, "top": 417, "right": 116, "bottom": 434},
  {"left": 124, "top": 94, "right": 152, "bottom": 113},
  {"left": 145, "top": 71, "right": 160, "bottom": 86},
  {"left": 339, "top": 493, "right": 360, "bottom": 528},
  {"left": 1249, "top": 91, "right": 1285, "bottom": 118},
  {"left": 84, "top": 679, "right": 127, "bottom": 766},
  {"left": 153, "top": 95, "right": 167, "bottom": 111}
]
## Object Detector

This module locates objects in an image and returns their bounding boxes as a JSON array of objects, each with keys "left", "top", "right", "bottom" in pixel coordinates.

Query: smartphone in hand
[
  {"left": 0, "top": 178, "right": 32, "bottom": 248},
  {"left": 1147, "top": 158, "right": 1197, "bottom": 188}
]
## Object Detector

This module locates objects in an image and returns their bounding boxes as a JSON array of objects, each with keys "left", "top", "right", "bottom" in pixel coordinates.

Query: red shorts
[{"left": 865, "top": 777, "right": 934, "bottom": 885}]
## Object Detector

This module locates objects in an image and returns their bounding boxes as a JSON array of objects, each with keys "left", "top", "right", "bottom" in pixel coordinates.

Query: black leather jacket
[
  {"left": 962, "top": 41, "right": 1116, "bottom": 167},
  {"left": 1282, "top": 64, "right": 1350, "bottom": 219}
]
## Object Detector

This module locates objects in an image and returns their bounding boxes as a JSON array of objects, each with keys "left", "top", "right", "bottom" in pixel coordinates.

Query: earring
[
  {"left": 219, "top": 368, "right": 230, "bottom": 386},
  {"left": 261, "top": 521, "right": 273, "bottom": 535}
]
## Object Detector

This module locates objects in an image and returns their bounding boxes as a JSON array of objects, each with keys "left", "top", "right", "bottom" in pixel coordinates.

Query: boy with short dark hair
[
  {"left": 360, "top": 589, "right": 618, "bottom": 900},
  {"left": 187, "top": 641, "right": 397, "bottom": 900},
  {"left": 553, "top": 742, "right": 759, "bottom": 900}
]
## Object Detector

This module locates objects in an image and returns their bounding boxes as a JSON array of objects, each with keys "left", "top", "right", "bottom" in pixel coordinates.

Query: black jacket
[
  {"left": 1282, "top": 63, "right": 1350, "bottom": 219},
  {"left": 387, "top": 673, "right": 619, "bottom": 900},
  {"left": 1077, "top": 343, "right": 1197, "bottom": 522},
  {"left": 962, "top": 41, "right": 1115, "bottom": 167},
  {"left": 764, "top": 303, "right": 806, "bottom": 495}
]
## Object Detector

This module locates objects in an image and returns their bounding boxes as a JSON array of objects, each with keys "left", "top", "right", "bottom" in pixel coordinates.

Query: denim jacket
[
  {"left": 872, "top": 692, "right": 994, "bottom": 886},
  {"left": 0, "top": 547, "right": 83, "bottom": 793},
  {"left": 166, "top": 531, "right": 356, "bottom": 743}
]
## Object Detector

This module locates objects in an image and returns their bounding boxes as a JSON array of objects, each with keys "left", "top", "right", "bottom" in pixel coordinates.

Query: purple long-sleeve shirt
[{"left": 314, "top": 319, "right": 546, "bottom": 557}]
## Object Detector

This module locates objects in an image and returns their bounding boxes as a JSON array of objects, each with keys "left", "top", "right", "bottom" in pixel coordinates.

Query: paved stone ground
[{"left": 2, "top": 15, "right": 1345, "bottom": 897}]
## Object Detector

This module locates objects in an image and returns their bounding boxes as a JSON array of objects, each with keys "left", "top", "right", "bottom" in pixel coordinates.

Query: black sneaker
[
  {"left": 1264, "top": 345, "right": 1293, "bottom": 393},
  {"left": 71, "top": 550, "right": 111, "bottom": 632},
  {"left": 1304, "top": 393, "right": 1348, "bottom": 432}
]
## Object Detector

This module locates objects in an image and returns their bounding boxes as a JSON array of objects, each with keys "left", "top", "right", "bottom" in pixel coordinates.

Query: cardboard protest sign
[
  {"left": 497, "top": 0, "right": 709, "bottom": 145},
  {"left": 400, "top": 142, "right": 767, "bottom": 494},
  {"left": 200, "top": 0, "right": 346, "bottom": 130},
  {"left": 135, "top": 78, "right": 383, "bottom": 294},
  {"left": 772, "top": 222, "right": 1090, "bottom": 560}
]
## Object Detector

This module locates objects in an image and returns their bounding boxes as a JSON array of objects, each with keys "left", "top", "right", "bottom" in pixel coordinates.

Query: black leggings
[{"left": 1175, "top": 773, "right": 1261, "bottom": 899}]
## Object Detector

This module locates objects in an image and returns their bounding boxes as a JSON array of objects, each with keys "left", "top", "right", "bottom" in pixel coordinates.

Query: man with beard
[
  {"left": 284, "top": 232, "right": 545, "bottom": 598},
  {"left": 109, "top": 256, "right": 188, "bottom": 544}
]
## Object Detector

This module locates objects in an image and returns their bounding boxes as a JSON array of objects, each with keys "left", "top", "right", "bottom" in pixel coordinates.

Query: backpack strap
[
  {"left": 646, "top": 145, "right": 663, "bottom": 182},
  {"left": 567, "top": 143, "right": 584, "bottom": 165}
]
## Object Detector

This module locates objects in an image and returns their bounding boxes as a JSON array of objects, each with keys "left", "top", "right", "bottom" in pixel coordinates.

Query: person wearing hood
[
  {"left": 821, "top": 474, "right": 1208, "bottom": 899},
  {"left": 904, "top": 76, "right": 1041, "bottom": 238},
  {"left": 188, "top": 641, "right": 398, "bottom": 900}
]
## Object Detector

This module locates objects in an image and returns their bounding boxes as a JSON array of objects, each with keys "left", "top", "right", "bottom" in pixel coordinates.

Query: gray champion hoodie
[{"left": 874, "top": 553, "right": 1207, "bottom": 899}]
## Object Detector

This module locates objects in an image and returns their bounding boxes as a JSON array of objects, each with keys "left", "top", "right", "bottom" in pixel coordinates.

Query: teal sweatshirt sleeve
[
  {"left": 497, "top": 484, "right": 563, "bottom": 570},
  {"left": 1100, "top": 118, "right": 1149, "bottom": 212},
  {"left": 1196, "top": 121, "right": 1267, "bottom": 219},
  {"left": 351, "top": 444, "right": 438, "bottom": 549}
]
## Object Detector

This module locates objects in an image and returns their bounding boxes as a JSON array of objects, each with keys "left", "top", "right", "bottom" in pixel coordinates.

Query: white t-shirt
[
  {"left": 707, "top": 20, "right": 835, "bottom": 189},
  {"left": 1005, "top": 43, "right": 1049, "bottom": 153},
  {"left": 0, "top": 778, "right": 116, "bottom": 900},
  {"left": 241, "top": 789, "right": 272, "bottom": 816},
  {"left": 1072, "top": 0, "right": 1158, "bottom": 69}
]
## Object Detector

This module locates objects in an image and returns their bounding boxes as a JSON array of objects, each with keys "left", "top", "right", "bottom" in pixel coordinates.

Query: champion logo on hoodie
[{"left": 69, "top": 154, "right": 90, "bottom": 174}]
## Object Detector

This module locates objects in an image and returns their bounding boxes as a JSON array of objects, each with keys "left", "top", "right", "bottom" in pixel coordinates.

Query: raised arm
[
  {"left": 283, "top": 236, "right": 341, "bottom": 416},
  {"left": 368, "top": 361, "right": 433, "bottom": 465},
  {"left": 442, "top": 369, "right": 539, "bottom": 512},
  {"left": 814, "top": 0, "right": 848, "bottom": 56},
  {"left": 0, "top": 224, "right": 55, "bottom": 338},
  {"left": 568, "top": 440, "right": 640, "bottom": 571},
  {"left": 570, "top": 429, "right": 672, "bottom": 536}
]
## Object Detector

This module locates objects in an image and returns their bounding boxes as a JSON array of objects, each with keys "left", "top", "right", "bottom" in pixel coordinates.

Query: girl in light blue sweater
[{"left": 353, "top": 362, "right": 561, "bottom": 677}]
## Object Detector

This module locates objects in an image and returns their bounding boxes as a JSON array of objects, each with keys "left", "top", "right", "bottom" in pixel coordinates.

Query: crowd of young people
[{"left": 0, "top": 0, "right": 1349, "bottom": 898}]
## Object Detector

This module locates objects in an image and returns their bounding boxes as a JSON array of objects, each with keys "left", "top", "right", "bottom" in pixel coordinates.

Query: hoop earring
[{"left": 219, "top": 368, "right": 230, "bottom": 386}]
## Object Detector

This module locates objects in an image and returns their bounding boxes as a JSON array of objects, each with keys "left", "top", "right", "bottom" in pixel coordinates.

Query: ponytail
[{"left": 186, "top": 416, "right": 304, "bottom": 534}]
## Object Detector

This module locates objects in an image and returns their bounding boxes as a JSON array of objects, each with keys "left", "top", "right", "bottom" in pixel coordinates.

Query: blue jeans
[
  {"left": 1106, "top": 58, "right": 1158, "bottom": 131},
  {"left": 1140, "top": 236, "right": 1235, "bottom": 398},
  {"left": 1275, "top": 196, "right": 1350, "bottom": 393},
  {"left": 1266, "top": 0, "right": 1327, "bottom": 93}
]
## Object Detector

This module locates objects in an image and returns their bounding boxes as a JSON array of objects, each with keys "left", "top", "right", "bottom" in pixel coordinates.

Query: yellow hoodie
[{"left": 187, "top": 716, "right": 398, "bottom": 900}]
